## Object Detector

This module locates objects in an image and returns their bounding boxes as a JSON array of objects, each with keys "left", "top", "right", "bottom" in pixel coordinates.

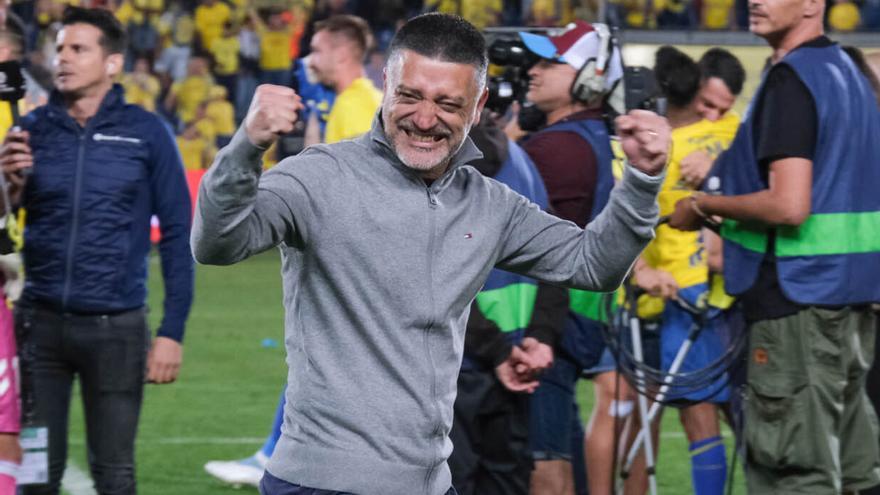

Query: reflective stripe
[
  {"left": 569, "top": 289, "right": 614, "bottom": 322},
  {"left": 475, "top": 282, "right": 537, "bottom": 333},
  {"left": 776, "top": 211, "right": 880, "bottom": 256},
  {"left": 720, "top": 219, "right": 767, "bottom": 253},
  {"left": 722, "top": 212, "right": 880, "bottom": 257}
]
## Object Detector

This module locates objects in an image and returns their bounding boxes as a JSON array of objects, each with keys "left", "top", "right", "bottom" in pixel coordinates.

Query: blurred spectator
[
  {"left": 294, "top": 56, "right": 335, "bottom": 145},
  {"left": 701, "top": 0, "right": 734, "bottom": 29},
  {"left": 164, "top": 54, "right": 213, "bottom": 124},
  {"left": 299, "top": 0, "right": 347, "bottom": 57},
  {"left": 250, "top": 7, "right": 295, "bottom": 86},
  {"left": 828, "top": 0, "right": 861, "bottom": 31},
  {"left": 194, "top": 0, "right": 230, "bottom": 51},
  {"left": 120, "top": 56, "right": 161, "bottom": 111},
  {"left": 656, "top": 0, "right": 695, "bottom": 28},
  {"left": 177, "top": 119, "right": 215, "bottom": 170},
  {"left": 235, "top": 15, "right": 260, "bottom": 119},
  {"left": 423, "top": 0, "right": 503, "bottom": 30},
  {"left": 526, "top": 0, "right": 575, "bottom": 26},
  {"left": 863, "top": 0, "right": 880, "bottom": 30},
  {"left": 193, "top": 101, "right": 217, "bottom": 142},
  {"left": 155, "top": 0, "right": 194, "bottom": 82},
  {"left": 208, "top": 20, "right": 239, "bottom": 103},
  {"left": 308, "top": 14, "right": 381, "bottom": 143},
  {"left": 116, "top": 0, "right": 163, "bottom": 67},
  {"left": 205, "top": 84, "right": 236, "bottom": 146}
]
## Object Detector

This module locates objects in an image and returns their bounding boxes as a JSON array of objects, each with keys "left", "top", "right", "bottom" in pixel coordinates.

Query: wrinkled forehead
[{"left": 386, "top": 50, "right": 485, "bottom": 100}]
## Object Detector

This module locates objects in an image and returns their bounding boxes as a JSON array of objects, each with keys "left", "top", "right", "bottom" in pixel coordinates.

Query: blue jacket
[{"left": 20, "top": 85, "right": 194, "bottom": 341}]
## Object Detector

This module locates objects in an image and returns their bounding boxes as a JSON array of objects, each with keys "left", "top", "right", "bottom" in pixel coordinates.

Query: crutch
[
  {"left": 619, "top": 297, "right": 710, "bottom": 482},
  {"left": 622, "top": 289, "right": 659, "bottom": 495}
]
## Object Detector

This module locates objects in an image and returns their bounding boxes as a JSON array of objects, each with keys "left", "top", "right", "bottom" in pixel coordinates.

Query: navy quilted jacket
[{"left": 19, "top": 84, "right": 194, "bottom": 341}]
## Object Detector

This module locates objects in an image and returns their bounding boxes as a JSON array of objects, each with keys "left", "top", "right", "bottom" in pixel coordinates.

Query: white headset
[{"left": 570, "top": 23, "right": 616, "bottom": 105}]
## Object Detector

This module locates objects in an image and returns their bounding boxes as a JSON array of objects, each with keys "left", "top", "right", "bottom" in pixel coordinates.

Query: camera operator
[{"left": 514, "top": 21, "right": 627, "bottom": 495}]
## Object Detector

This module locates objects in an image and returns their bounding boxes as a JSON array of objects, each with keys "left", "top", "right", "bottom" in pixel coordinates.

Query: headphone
[
  {"left": 570, "top": 23, "right": 616, "bottom": 105},
  {"left": 106, "top": 61, "right": 116, "bottom": 72}
]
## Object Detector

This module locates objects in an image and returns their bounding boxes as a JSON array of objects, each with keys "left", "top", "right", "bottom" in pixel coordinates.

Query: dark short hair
[
  {"left": 61, "top": 6, "right": 126, "bottom": 55},
  {"left": 315, "top": 15, "right": 374, "bottom": 62},
  {"left": 654, "top": 45, "right": 700, "bottom": 108},
  {"left": 699, "top": 48, "right": 746, "bottom": 96},
  {"left": 387, "top": 13, "right": 487, "bottom": 83}
]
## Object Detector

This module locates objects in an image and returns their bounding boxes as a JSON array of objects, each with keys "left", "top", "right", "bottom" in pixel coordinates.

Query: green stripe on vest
[
  {"left": 722, "top": 212, "right": 880, "bottom": 256},
  {"left": 721, "top": 219, "right": 768, "bottom": 253},
  {"left": 475, "top": 283, "right": 537, "bottom": 333},
  {"left": 776, "top": 211, "right": 880, "bottom": 256},
  {"left": 569, "top": 289, "right": 614, "bottom": 322}
]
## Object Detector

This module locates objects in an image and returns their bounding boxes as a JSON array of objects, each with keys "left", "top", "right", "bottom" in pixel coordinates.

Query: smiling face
[
  {"left": 696, "top": 76, "right": 736, "bottom": 121},
  {"left": 381, "top": 50, "right": 487, "bottom": 178},
  {"left": 54, "top": 23, "right": 120, "bottom": 98}
]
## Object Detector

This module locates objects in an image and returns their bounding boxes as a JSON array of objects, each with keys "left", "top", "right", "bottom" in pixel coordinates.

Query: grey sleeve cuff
[
  {"left": 225, "top": 126, "right": 267, "bottom": 172},
  {"left": 621, "top": 162, "right": 666, "bottom": 197}
]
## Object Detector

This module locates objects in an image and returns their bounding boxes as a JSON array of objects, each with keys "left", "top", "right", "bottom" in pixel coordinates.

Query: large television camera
[{"left": 483, "top": 26, "right": 666, "bottom": 132}]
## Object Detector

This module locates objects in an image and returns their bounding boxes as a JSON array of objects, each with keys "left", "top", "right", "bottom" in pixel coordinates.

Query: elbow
[
  {"left": 191, "top": 233, "right": 238, "bottom": 266},
  {"left": 774, "top": 206, "right": 810, "bottom": 227},
  {"left": 191, "top": 241, "right": 243, "bottom": 266},
  {"left": 593, "top": 271, "right": 627, "bottom": 293}
]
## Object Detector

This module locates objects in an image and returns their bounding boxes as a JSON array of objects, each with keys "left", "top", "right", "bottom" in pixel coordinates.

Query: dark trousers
[
  {"left": 260, "top": 470, "right": 459, "bottom": 494},
  {"left": 448, "top": 366, "right": 531, "bottom": 495},
  {"left": 17, "top": 304, "right": 150, "bottom": 495}
]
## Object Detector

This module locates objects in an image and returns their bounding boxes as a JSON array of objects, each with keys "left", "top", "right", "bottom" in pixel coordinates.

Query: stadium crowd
[{"left": 0, "top": 0, "right": 877, "bottom": 493}]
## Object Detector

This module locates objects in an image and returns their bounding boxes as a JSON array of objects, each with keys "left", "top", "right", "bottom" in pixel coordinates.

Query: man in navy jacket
[{"left": 0, "top": 7, "right": 193, "bottom": 494}]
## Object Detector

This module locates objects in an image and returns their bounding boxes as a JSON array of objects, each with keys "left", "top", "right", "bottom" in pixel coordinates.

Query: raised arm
[
  {"left": 191, "top": 85, "right": 304, "bottom": 265},
  {"left": 496, "top": 110, "right": 671, "bottom": 292}
]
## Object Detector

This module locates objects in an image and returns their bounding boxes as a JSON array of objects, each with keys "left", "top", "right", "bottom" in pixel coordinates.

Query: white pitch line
[{"left": 61, "top": 460, "right": 97, "bottom": 495}]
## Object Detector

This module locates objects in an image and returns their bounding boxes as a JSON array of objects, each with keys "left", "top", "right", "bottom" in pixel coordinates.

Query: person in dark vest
[
  {"left": 669, "top": 0, "right": 880, "bottom": 491},
  {"left": 516, "top": 20, "right": 628, "bottom": 495},
  {"left": 448, "top": 109, "right": 565, "bottom": 495}
]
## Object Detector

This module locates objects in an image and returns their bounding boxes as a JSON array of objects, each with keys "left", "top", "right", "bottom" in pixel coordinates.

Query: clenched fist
[
  {"left": 244, "top": 85, "right": 304, "bottom": 149},
  {"left": 615, "top": 110, "right": 672, "bottom": 176}
]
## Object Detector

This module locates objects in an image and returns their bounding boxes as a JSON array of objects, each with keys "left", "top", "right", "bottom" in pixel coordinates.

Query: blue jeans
[{"left": 260, "top": 470, "right": 459, "bottom": 495}]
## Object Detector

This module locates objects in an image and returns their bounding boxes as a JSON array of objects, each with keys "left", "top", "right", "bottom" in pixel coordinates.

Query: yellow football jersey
[
  {"left": 325, "top": 78, "right": 382, "bottom": 144},
  {"left": 259, "top": 27, "right": 294, "bottom": 71},
  {"left": 642, "top": 112, "right": 739, "bottom": 289}
]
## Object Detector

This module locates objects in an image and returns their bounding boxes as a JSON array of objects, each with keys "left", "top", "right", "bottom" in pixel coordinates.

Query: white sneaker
[{"left": 204, "top": 451, "right": 269, "bottom": 488}]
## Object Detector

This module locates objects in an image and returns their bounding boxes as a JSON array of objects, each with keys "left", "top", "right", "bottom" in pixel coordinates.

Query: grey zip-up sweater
[{"left": 192, "top": 118, "right": 663, "bottom": 494}]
